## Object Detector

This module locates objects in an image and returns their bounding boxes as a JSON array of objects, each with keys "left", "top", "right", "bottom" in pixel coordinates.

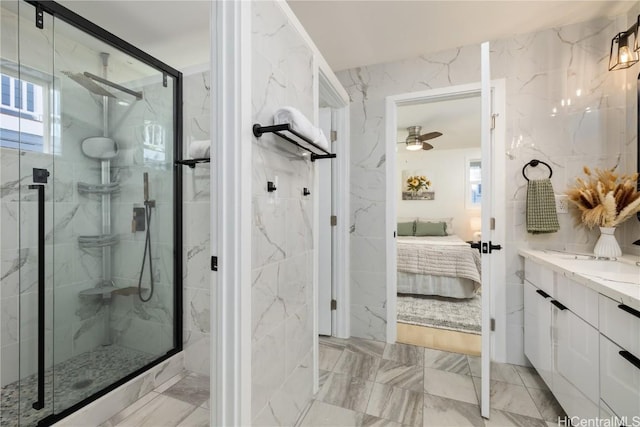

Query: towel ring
[{"left": 522, "top": 159, "right": 553, "bottom": 181}]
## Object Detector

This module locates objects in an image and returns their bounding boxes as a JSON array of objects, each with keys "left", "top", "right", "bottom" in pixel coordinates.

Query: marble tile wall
[
  {"left": 337, "top": 13, "right": 633, "bottom": 364},
  {"left": 251, "top": 1, "right": 315, "bottom": 424},
  {"left": 181, "top": 69, "right": 212, "bottom": 376}
]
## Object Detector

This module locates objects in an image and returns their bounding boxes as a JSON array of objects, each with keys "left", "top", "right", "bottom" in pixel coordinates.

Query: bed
[{"left": 396, "top": 235, "right": 481, "bottom": 299}]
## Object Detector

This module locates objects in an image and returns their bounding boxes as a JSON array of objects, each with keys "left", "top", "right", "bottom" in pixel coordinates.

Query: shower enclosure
[{"left": 0, "top": 1, "right": 183, "bottom": 425}]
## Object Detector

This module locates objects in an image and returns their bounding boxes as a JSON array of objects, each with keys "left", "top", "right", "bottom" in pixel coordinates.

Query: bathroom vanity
[{"left": 520, "top": 250, "right": 640, "bottom": 422}]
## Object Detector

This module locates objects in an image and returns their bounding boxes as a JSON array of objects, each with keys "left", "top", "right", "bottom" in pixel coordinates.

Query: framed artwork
[{"left": 401, "top": 170, "right": 434, "bottom": 200}]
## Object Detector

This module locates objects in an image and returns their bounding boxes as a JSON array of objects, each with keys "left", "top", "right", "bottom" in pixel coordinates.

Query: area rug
[{"left": 397, "top": 293, "right": 481, "bottom": 334}]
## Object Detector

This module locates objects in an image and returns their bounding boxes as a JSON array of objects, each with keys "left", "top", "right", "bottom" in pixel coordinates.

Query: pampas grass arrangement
[{"left": 566, "top": 166, "right": 640, "bottom": 229}]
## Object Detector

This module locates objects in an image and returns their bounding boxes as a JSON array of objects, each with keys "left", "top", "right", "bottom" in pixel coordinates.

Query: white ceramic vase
[{"left": 593, "top": 226, "right": 622, "bottom": 259}]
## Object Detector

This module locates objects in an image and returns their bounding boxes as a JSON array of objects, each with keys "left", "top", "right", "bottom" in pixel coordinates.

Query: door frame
[{"left": 384, "top": 78, "right": 506, "bottom": 415}]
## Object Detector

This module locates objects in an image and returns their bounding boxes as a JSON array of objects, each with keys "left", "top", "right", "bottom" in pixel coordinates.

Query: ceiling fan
[{"left": 398, "top": 125, "right": 443, "bottom": 151}]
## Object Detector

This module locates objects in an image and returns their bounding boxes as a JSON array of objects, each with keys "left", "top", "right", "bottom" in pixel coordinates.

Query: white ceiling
[
  {"left": 56, "top": 1, "right": 211, "bottom": 70},
  {"left": 55, "top": 1, "right": 634, "bottom": 73},
  {"left": 288, "top": 0, "right": 635, "bottom": 71},
  {"left": 397, "top": 94, "right": 481, "bottom": 151}
]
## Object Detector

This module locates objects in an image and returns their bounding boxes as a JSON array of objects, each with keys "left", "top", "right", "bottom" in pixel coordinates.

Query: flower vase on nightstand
[{"left": 593, "top": 227, "right": 622, "bottom": 259}]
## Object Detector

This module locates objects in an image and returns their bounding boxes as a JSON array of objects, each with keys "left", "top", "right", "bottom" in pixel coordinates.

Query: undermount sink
[{"left": 563, "top": 259, "right": 640, "bottom": 284}]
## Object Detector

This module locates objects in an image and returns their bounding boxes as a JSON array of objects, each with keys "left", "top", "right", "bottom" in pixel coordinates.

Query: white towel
[
  {"left": 273, "top": 106, "right": 329, "bottom": 151},
  {"left": 189, "top": 140, "right": 210, "bottom": 159}
]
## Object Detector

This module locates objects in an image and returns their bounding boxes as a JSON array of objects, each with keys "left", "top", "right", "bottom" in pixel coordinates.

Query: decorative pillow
[
  {"left": 418, "top": 217, "right": 453, "bottom": 235},
  {"left": 415, "top": 221, "right": 447, "bottom": 236},
  {"left": 397, "top": 221, "right": 415, "bottom": 236}
]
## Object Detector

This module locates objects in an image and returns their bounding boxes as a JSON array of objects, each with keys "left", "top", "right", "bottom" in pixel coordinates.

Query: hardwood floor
[{"left": 397, "top": 323, "right": 481, "bottom": 356}]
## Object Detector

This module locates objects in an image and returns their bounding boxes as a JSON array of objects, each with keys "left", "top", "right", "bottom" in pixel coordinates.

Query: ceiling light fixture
[{"left": 609, "top": 17, "right": 640, "bottom": 71}]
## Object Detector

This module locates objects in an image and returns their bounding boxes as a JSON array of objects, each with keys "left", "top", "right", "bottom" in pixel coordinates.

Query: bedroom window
[{"left": 467, "top": 159, "right": 482, "bottom": 208}]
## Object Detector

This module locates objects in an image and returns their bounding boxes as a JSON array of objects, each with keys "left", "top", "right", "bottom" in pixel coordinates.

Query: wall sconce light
[{"left": 609, "top": 16, "right": 640, "bottom": 71}]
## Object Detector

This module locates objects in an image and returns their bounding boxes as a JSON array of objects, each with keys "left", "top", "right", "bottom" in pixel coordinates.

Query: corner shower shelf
[
  {"left": 78, "top": 234, "right": 119, "bottom": 249},
  {"left": 252, "top": 123, "right": 336, "bottom": 162},
  {"left": 175, "top": 158, "right": 210, "bottom": 168},
  {"left": 77, "top": 181, "right": 120, "bottom": 195}
]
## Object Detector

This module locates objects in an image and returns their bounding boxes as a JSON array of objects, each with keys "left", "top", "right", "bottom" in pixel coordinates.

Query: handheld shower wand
[{"left": 137, "top": 172, "right": 155, "bottom": 302}]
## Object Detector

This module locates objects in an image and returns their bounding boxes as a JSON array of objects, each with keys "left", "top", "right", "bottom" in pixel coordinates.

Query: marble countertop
[{"left": 519, "top": 249, "right": 640, "bottom": 311}]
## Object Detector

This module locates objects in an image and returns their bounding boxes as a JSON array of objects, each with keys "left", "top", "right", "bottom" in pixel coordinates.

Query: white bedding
[{"left": 396, "top": 235, "right": 481, "bottom": 299}]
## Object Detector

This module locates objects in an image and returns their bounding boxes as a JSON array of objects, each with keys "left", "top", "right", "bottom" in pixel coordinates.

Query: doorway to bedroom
[{"left": 394, "top": 93, "right": 483, "bottom": 355}]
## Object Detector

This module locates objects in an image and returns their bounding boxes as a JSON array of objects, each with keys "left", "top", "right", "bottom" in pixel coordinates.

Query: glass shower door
[{"left": 1, "top": 2, "right": 179, "bottom": 425}]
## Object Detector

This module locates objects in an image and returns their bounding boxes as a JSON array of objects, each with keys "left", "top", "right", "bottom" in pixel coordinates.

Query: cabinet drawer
[
  {"left": 555, "top": 275, "right": 598, "bottom": 328},
  {"left": 524, "top": 281, "right": 553, "bottom": 388},
  {"left": 553, "top": 370, "right": 599, "bottom": 420},
  {"left": 600, "top": 335, "right": 640, "bottom": 421},
  {"left": 524, "top": 258, "right": 554, "bottom": 296},
  {"left": 556, "top": 308, "right": 599, "bottom": 404},
  {"left": 600, "top": 294, "right": 640, "bottom": 356}
]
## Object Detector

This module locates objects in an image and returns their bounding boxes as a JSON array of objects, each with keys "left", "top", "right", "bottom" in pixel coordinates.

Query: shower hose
[{"left": 137, "top": 202, "right": 155, "bottom": 302}]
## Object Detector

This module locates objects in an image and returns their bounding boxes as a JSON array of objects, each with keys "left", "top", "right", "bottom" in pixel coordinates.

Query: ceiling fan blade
[
  {"left": 418, "top": 131, "right": 443, "bottom": 141},
  {"left": 422, "top": 142, "right": 434, "bottom": 150}
]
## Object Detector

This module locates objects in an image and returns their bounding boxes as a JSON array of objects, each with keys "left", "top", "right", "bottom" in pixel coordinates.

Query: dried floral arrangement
[
  {"left": 406, "top": 175, "right": 431, "bottom": 192},
  {"left": 566, "top": 166, "right": 640, "bottom": 228}
]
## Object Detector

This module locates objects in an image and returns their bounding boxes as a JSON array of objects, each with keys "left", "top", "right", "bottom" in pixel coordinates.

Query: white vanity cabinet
[
  {"left": 599, "top": 294, "right": 640, "bottom": 420},
  {"left": 522, "top": 255, "right": 640, "bottom": 422}
]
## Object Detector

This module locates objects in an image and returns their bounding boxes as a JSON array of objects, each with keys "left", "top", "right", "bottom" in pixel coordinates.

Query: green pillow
[
  {"left": 415, "top": 221, "right": 447, "bottom": 236},
  {"left": 397, "top": 221, "right": 415, "bottom": 236}
]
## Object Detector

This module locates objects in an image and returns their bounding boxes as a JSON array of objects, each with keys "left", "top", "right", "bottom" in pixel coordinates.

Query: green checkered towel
[{"left": 526, "top": 179, "right": 560, "bottom": 234}]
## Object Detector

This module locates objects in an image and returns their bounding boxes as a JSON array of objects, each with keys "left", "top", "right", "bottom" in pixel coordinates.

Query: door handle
[
  {"left": 619, "top": 350, "right": 640, "bottom": 370},
  {"left": 470, "top": 242, "right": 481, "bottom": 253},
  {"left": 618, "top": 304, "right": 640, "bottom": 320},
  {"left": 29, "top": 168, "right": 48, "bottom": 411},
  {"left": 551, "top": 300, "right": 568, "bottom": 311},
  {"left": 488, "top": 242, "right": 502, "bottom": 253},
  {"left": 536, "top": 289, "right": 551, "bottom": 299},
  {"left": 477, "top": 241, "right": 502, "bottom": 254}
]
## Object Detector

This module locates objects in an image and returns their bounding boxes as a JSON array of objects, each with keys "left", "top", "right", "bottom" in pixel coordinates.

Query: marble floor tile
[
  {"left": 375, "top": 359, "right": 424, "bottom": 393},
  {"left": 154, "top": 372, "right": 188, "bottom": 394},
  {"left": 527, "top": 388, "right": 566, "bottom": 422},
  {"left": 176, "top": 407, "right": 209, "bottom": 427},
  {"left": 113, "top": 395, "right": 197, "bottom": 427},
  {"left": 316, "top": 372, "right": 374, "bottom": 413},
  {"left": 334, "top": 349, "right": 381, "bottom": 381},
  {"left": 162, "top": 374, "right": 210, "bottom": 407},
  {"left": 319, "top": 336, "right": 350, "bottom": 350},
  {"left": 319, "top": 343, "right": 344, "bottom": 371},
  {"left": 346, "top": 337, "right": 386, "bottom": 358},
  {"left": 484, "top": 409, "right": 547, "bottom": 427},
  {"left": 514, "top": 366, "right": 548, "bottom": 390},
  {"left": 299, "top": 400, "right": 363, "bottom": 426},
  {"left": 319, "top": 369, "right": 331, "bottom": 390},
  {"left": 99, "top": 392, "right": 160, "bottom": 427},
  {"left": 424, "top": 348, "right": 470, "bottom": 375},
  {"left": 383, "top": 343, "right": 424, "bottom": 366},
  {"left": 467, "top": 357, "right": 523, "bottom": 386},
  {"left": 365, "top": 383, "right": 423, "bottom": 426},
  {"left": 422, "top": 393, "right": 484, "bottom": 427},
  {"left": 424, "top": 368, "right": 478, "bottom": 405},
  {"left": 472, "top": 378, "right": 541, "bottom": 419},
  {"left": 361, "top": 414, "right": 404, "bottom": 427}
]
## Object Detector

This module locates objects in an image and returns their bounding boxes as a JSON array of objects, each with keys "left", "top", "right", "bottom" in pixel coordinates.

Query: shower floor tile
[{"left": 1, "top": 345, "right": 154, "bottom": 427}]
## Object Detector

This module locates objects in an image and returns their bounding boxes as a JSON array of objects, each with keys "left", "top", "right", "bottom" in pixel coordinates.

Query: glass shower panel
[
  {"left": 49, "top": 14, "right": 176, "bottom": 417},
  {"left": 15, "top": 2, "right": 57, "bottom": 425}
]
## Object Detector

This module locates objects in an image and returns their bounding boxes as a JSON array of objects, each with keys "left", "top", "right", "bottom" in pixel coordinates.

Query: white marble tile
[
  {"left": 299, "top": 400, "right": 363, "bottom": 426},
  {"left": 252, "top": 327, "right": 287, "bottom": 419},
  {"left": 284, "top": 305, "right": 312, "bottom": 376},
  {"left": 424, "top": 367, "right": 478, "bottom": 405},
  {"left": 422, "top": 393, "right": 484, "bottom": 427},
  {"left": 316, "top": 372, "right": 374, "bottom": 413},
  {"left": 350, "top": 303, "right": 387, "bottom": 341},
  {"left": 472, "top": 377, "right": 541, "bottom": 419},
  {"left": 365, "top": 382, "right": 423, "bottom": 426},
  {"left": 111, "top": 394, "right": 196, "bottom": 427}
]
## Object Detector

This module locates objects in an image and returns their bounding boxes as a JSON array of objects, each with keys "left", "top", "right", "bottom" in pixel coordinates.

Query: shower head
[
  {"left": 62, "top": 71, "right": 143, "bottom": 100},
  {"left": 62, "top": 71, "right": 116, "bottom": 98}
]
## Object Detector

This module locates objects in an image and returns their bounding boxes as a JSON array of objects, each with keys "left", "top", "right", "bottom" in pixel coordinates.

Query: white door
[
  {"left": 318, "top": 108, "right": 333, "bottom": 335},
  {"left": 480, "top": 41, "right": 494, "bottom": 418}
]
